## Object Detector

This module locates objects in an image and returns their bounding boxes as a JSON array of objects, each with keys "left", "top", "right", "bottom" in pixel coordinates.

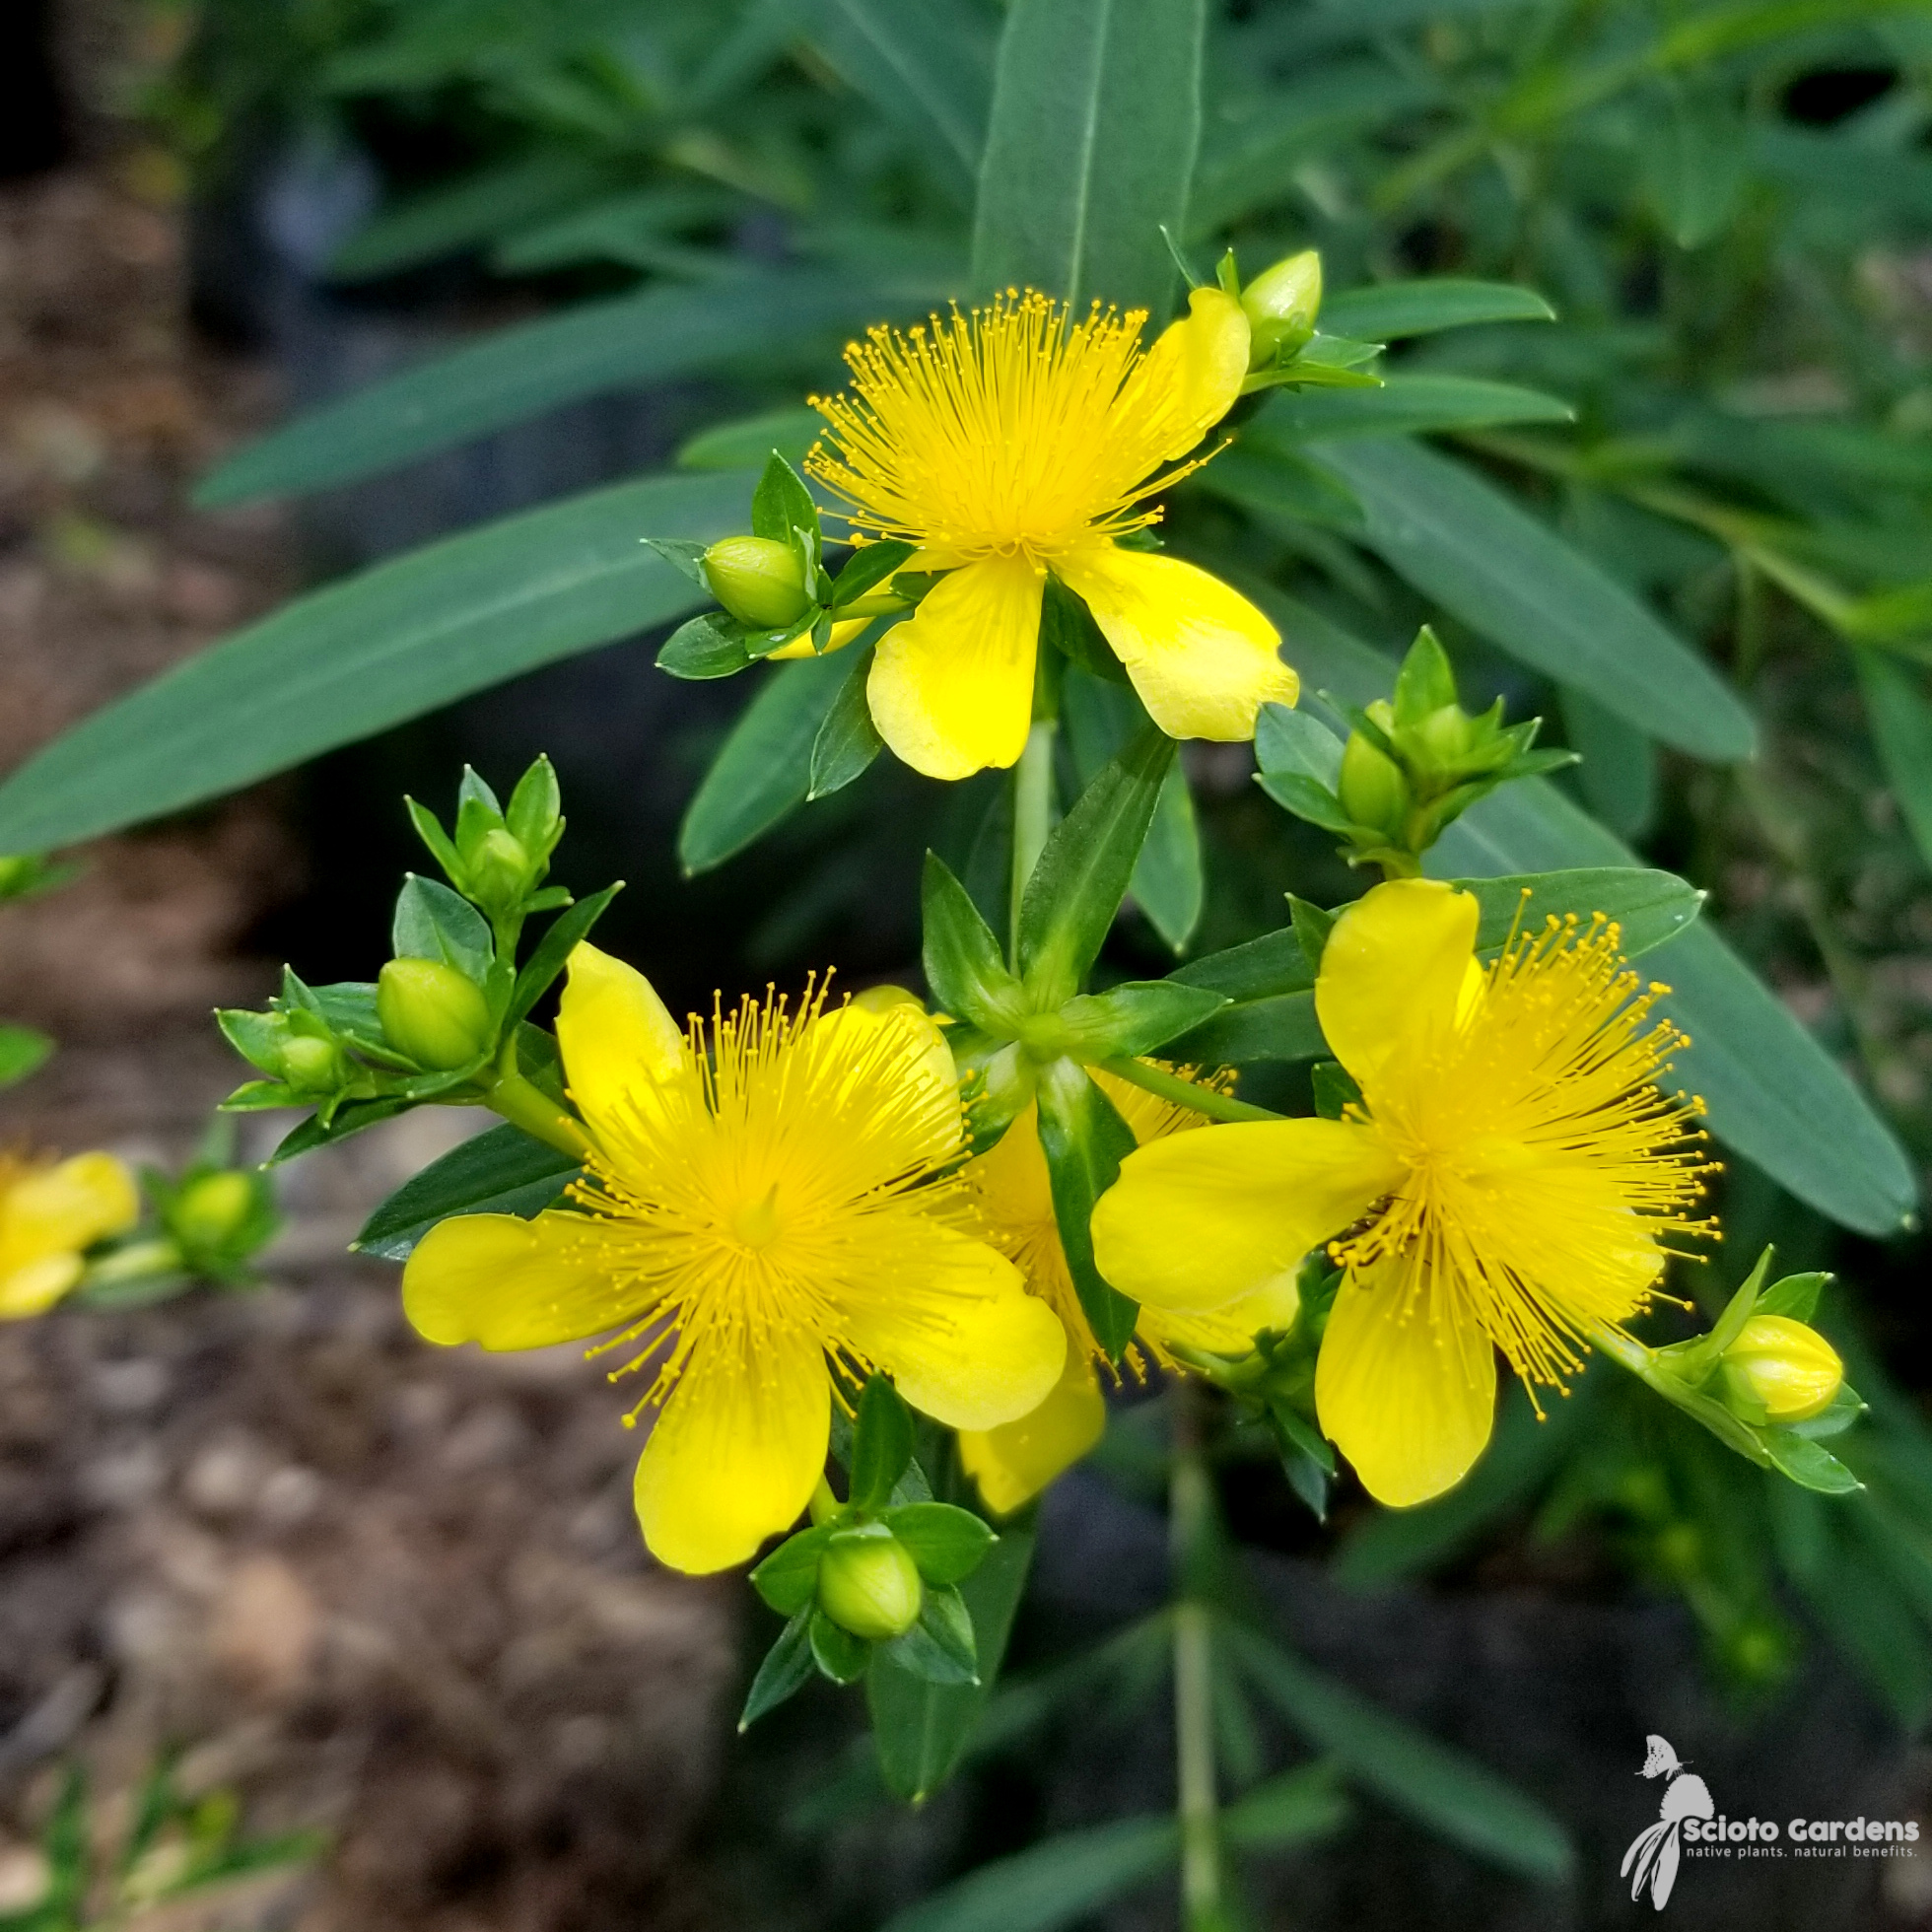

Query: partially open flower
[{"left": 1720, "top": 1315, "right": 1843, "bottom": 1423}]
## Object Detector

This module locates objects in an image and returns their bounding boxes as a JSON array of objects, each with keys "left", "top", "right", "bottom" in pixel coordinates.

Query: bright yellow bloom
[
  {"left": 1721, "top": 1314, "right": 1842, "bottom": 1422},
  {"left": 1092, "top": 879, "right": 1714, "bottom": 1508},
  {"left": 957, "top": 1070, "right": 1298, "bottom": 1513},
  {"left": 0, "top": 1150, "right": 140, "bottom": 1318},
  {"left": 803, "top": 288, "right": 1298, "bottom": 780},
  {"left": 403, "top": 950, "right": 1065, "bottom": 1574}
]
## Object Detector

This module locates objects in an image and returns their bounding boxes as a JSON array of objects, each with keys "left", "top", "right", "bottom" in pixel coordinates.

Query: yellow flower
[
  {"left": 0, "top": 1150, "right": 140, "bottom": 1318},
  {"left": 957, "top": 1070, "right": 1298, "bottom": 1513},
  {"left": 803, "top": 288, "right": 1298, "bottom": 780},
  {"left": 1092, "top": 879, "right": 1715, "bottom": 1508},
  {"left": 402, "top": 949, "right": 1065, "bottom": 1574}
]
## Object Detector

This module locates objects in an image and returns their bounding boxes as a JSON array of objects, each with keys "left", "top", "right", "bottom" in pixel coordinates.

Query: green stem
[
  {"left": 1099, "top": 1056, "right": 1284, "bottom": 1125},
  {"left": 481, "top": 1037, "right": 592, "bottom": 1160},
  {"left": 1009, "top": 719, "right": 1058, "bottom": 965},
  {"left": 1170, "top": 1387, "right": 1223, "bottom": 1932},
  {"left": 82, "top": 1237, "right": 183, "bottom": 1287}
]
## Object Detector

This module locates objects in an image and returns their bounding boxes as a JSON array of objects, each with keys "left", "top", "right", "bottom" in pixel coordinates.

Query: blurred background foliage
[{"left": 20, "top": 0, "right": 1932, "bottom": 1920}]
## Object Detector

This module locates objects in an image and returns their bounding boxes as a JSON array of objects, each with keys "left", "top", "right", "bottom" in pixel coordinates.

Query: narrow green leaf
[
  {"left": 1062, "top": 669, "right": 1203, "bottom": 952},
  {"left": 1017, "top": 727, "right": 1175, "bottom": 1007},
  {"left": 353, "top": 1124, "right": 579, "bottom": 1260},
  {"left": 1761, "top": 1431, "right": 1862, "bottom": 1495},
  {"left": 1221, "top": 1761, "right": 1350, "bottom": 1850},
  {"left": 752, "top": 451, "right": 819, "bottom": 547},
  {"left": 922, "top": 853, "right": 1025, "bottom": 1029},
  {"left": 1856, "top": 649, "right": 1932, "bottom": 873},
  {"left": 880, "top": 1817, "right": 1177, "bottom": 1932},
  {"left": 506, "top": 884, "right": 621, "bottom": 1030},
  {"left": 1052, "top": 981, "right": 1227, "bottom": 1059},
  {"left": 1253, "top": 374, "right": 1572, "bottom": 444},
  {"left": 676, "top": 406, "right": 823, "bottom": 473},
  {"left": 677, "top": 655, "right": 853, "bottom": 874},
  {"left": 972, "top": 0, "right": 1204, "bottom": 312},
  {"left": 1254, "top": 701, "right": 1345, "bottom": 787},
  {"left": 1450, "top": 868, "right": 1703, "bottom": 960},
  {"left": 808, "top": 0, "right": 995, "bottom": 207},
  {"left": 198, "top": 273, "right": 943, "bottom": 507},
  {"left": 1757, "top": 1272, "right": 1828, "bottom": 1324},
  {"left": 1559, "top": 687, "right": 1657, "bottom": 841},
  {"left": 1166, "top": 926, "right": 1322, "bottom": 1064},
  {"left": 1303, "top": 439, "right": 1757, "bottom": 760},
  {"left": 328, "top": 151, "right": 612, "bottom": 281},
  {"left": 741, "top": 1611, "right": 818, "bottom": 1729},
  {"left": 811, "top": 1612, "right": 872, "bottom": 1684},
  {"left": 869, "top": 1521, "right": 1035, "bottom": 1802},
  {"left": 1319, "top": 279, "right": 1556, "bottom": 339},
  {"left": 1432, "top": 778, "right": 1916, "bottom": 1236},
  {"left": 0, "top": 1023, "right": 52, "bottom": 1089},
  {"left": 851, "top": 1376, "right": 917, "bottom": 1512},
  {"left": 808, "top": 647, "right": 885, "bottom": 798},
  {"left": 0, "top": 472, "right": 748, "bottom": 855},
  {"left": 831, "top": 540, "right": 918, "bottom": 607},
  {"left": 1228, "top": 1626, "right": 1573, "bottom": 1883},
  {"left": 1034, "top": 1059, "right": 1138, "bottom": 1357}
]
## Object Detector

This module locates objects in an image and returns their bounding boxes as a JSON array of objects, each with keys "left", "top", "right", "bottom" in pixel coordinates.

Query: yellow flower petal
[
  {"left": 1053, "top": 546, "right": 1295, "bottom": 743},
  {"left": 1091, "top": 1118, "right": 1402, "bottom": 1314},
  {"left": 3, "top": 1151, "right": 139, "bottom": 1263},
  {"left": 1121, "top": 286, "right": 1252, "bottom": 461},
  {"left": 0, "top": 1252, "right": 84, "bottom": 1320},
  {"left": 1316, "top": 878, "right": 1479, "bottom": 1092},
  {"left": 633, "top": 1325, "right": 830, "bottom": 1573},
  {"left": 556, "top": 941, "right": 690, "bottom": 1144},
  {"left": 838, "top": 1224, "right": 1066, "bottom": 1429},
  {"left": 1315, "top": 1259, "right": 1497, "bottom": 1507},
  {"left": 867, "top": 554, "right": 1044, "bottom": 779},
  {"left": 767, "top": 616, "right": 871, "bottom": 660},
  {"left": 1142, "top": 1266, "right": 1303, "bottom": 1355},
  {"left": 958, "top": 1338, "right": 1106, "bottom": 1515},
  {"left": 806, "top": 991, "right": 960, "bottom": 1165},
  {"left": 403, "top": 1210, "right": 622, "bottom": 1349}
]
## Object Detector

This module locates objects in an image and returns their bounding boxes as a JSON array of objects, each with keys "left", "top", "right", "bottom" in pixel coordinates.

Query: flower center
[{"left": 728, "top": 1183, "right": 783, "bottom": 1252}]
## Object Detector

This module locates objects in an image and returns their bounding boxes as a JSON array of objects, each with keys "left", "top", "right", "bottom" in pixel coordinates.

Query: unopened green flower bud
[
  {"left": 1338, "top": 730, "right": 1411, "bottom": 838},
  {"left": 1241, "top": 249, "right": 1322, "bottom": 365},
  {"left": 1413, "top": 703, "right": 1476, "bottom": 768},
  {"left": 377, "top": 958, "right": 493, "bottom": 1070},
  {"left": 816, "top": 1525, "right": 923, "bottom": 1640},
  {"left": 703, "top": 536, "right": 812, "bottom": 629},
  {"left": 1719, "top": 1315, "right": 1843, "bottom": 1423},
  {"left": 170, "top": 1170, "right": 257, "bottom": 1253},
  {"left": 468, "top": 827, "right": 530, "bottom": 908},
  {"left": 278, "top": 1032, "right": 345, "bottom": 1095}
]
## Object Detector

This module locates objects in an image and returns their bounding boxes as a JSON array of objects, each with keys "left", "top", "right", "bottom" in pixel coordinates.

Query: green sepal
[
  {"left": 657, "top": 611, "right": 754, "bottom": 679},
  {"left": 1040, "top": 573, "right": 1129, "bottom": 684},
  {"left": 922, "top": 853, "right": 1025, "bottom": 1031},
  {"left": 1287, "top": 896, "right": 1334, "bottom": 974},
  {"left": 505, "top": 882, "right": 622, "bottom": 1031},
  {"left": 809, "top": 1611, "right": 871, "bottom": 1684},
  {"left": 750, "top": 1524, "right": 834, "bottom": 1617},
  {"left": 643, "top": 536, "right": 712, "bottom": 587},
  {"left": 1034, "top": 1058, "right": 1138, "bottom": 1359},
  {"left": 403, "top": 796, "right": 464, "bottom": 881},
  {"left": 1391, "top": 625, "right": 1458, "bottom": 725},
  {"left": 881, "top": 1502, "right": 997, "bottom": 1585},
  {"left": 807, "top": 647, "right": 884, "bottom": 799},
  {"left": 751, "top": 451, "right": 819, "bottom": 549},
  {"left": 830, "top": 539, "right": 917, "bottom": 606},
  {"left": 1758, "top": 1272, "right": 1830, "bottom": 1324},
  {"left": 392, "top": 874, "right": 494, "bottom": 983},
  {"left": 739, "top": 1610, "right": 817, "bottom": 1730},
  {"left": 877, "top": 1583, "right": 979, "bottom": 1686}
]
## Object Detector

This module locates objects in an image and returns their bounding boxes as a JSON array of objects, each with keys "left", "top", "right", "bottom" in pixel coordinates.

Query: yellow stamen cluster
[
  {"left": 807, "top": 291, "right": 1207, "bottom": 562},
  {"left": 1332, "top": 913, "right": 1716, "bottom": 1391},
  {"left": 561, "top": 981, "right": 971, "bottom": 1420}
]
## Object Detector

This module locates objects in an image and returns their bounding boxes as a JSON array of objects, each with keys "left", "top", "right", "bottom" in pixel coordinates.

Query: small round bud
[
  {"left": 469, "top": 827, "right": 530, "bottom": 908},
  {"left": 1338, "top": 730, "right": 1411, "bottom": 838},
  {"left": 1240, "top": 249, "right": 1322, "bottom": 365},
  {"left": 1413, "top": 703, "right": 1476, "bottom": 767},
  {"left": 1720, "top": 1315, "right": 1844, "bottom": 1422},
  {"left": 816, "top": 1526, "right": 923, "bottom": 1640},
  {"left": 170, "top": 1170, "right": 257, "bottom": 1252},
  {"left": 377, "top": 958, "right": 494, "bottom": 1070},
  {"left": 703, "top": 536, "right": 812, "bottom": 629},
  {"left": 278, "top": 1032, "right": 345, "bottom": 1095}
]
